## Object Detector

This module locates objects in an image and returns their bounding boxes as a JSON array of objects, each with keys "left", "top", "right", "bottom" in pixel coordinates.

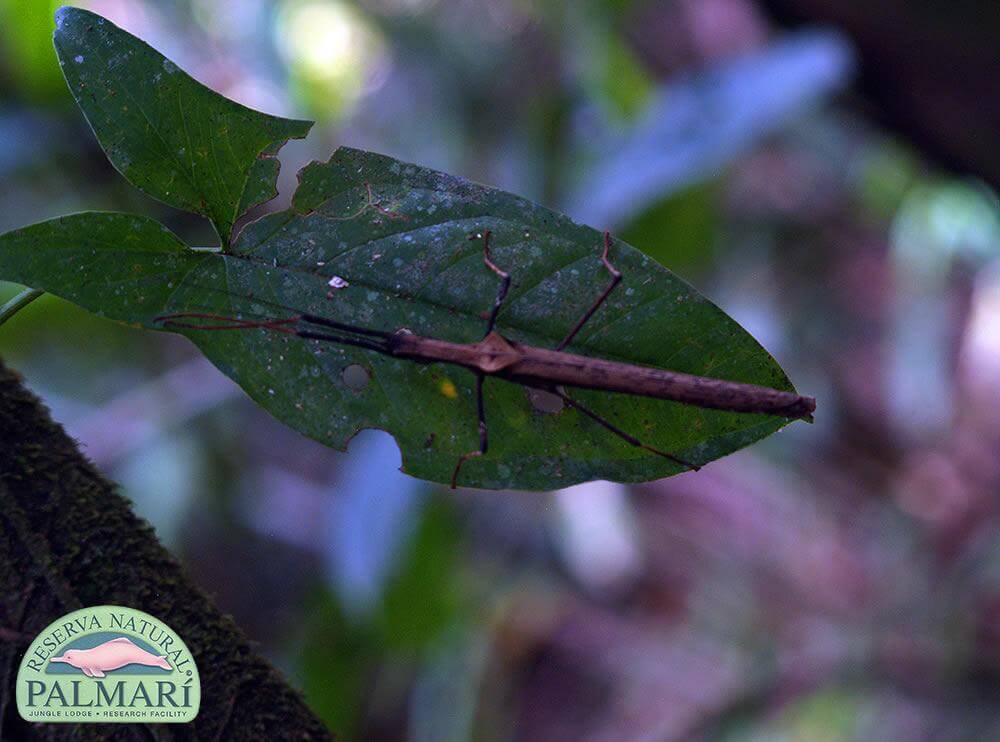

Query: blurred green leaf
[
  {"left": 619, "top": 181, "right": 719, "bottom": 274},
  {"left": 855, "top": 140, "right": 919, "bottom": 220},
  {"left": 601, "top": 35, "right": 654, "bottom": 119},
  {"left": 775, "top": 688, "right": 861, "bottom": 741},
  {"left": 298, "top": 591, "right": 373, "bottom": 740},
  {"left": 276, "top": 0, "right": 385, "bottom": 122},
  {"left": 0, "top": 283, "right": 162, "bottom": 386},
  {"left": 53, "top": 6, "right": 312, "bottom": 243},
  {"left": 378, "top": 498, "right": 461, "bottom": 650},
  {"left": 297, "top": 498, "right": 461, "bottom": 737},
  {"left": 0, "top": 0, "right": 68, "bottom": 103}
]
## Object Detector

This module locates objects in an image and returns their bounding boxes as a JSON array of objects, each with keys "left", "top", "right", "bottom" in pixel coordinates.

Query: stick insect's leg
[
  {"left": 451, "top": 231, "right": 512, "bottom": 488},
  {"left": 556, "top": 231, "right": 622, "bottom": 351},
  {"left": 476, "top": 230, "right": 511, "bottom": 336},
  {"left": 552, "top": 386, "right": 701, "bottom": 472},
  {"left": 451, "top": 373, "right": 488, "bottom": 489}
]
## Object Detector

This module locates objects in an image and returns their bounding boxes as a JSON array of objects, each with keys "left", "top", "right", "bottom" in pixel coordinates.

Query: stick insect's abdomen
[
  {"left": 390, "top": 333, "right": 815, "bottom": 419},
  {"left": 500, "top": 345, "right": 816, "bottom": 419}
]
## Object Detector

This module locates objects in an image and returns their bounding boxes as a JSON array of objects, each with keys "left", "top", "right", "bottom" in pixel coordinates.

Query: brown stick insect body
[{"left": 158, "top": 231, "right": 815, "bottom": 487}]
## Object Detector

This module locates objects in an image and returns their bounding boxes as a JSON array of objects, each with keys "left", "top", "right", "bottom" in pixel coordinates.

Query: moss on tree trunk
[{"left": 0, "top": 359, "right": 332, "bottom": 740}]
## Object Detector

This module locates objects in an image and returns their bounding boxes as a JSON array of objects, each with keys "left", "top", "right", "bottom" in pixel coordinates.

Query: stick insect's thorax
[{"left": 390, "top": 331, "right": 522, "bottom": 374}]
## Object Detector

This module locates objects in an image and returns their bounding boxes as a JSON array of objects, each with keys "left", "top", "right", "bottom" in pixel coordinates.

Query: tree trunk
[{"left": 0, "top": 359, "right": 332, "bottom": 740}]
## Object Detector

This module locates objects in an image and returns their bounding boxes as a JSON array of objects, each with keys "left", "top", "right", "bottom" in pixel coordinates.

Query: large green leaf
[
  {"left": 0, "top": 146, "right": 800, "bottom": 490},
  {"left": 0, "top": 7, "right": 807, "bottom": 489},
  {"left": 0, "top": 212, "right": 205, "bottom": 318},
  {"left": 53, "top": 6, "right": 312, "bottom": 243}
]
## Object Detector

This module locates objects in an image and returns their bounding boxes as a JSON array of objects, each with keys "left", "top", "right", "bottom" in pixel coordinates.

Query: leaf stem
[{"left": 0, "top": 288, "right": 44, "bottom": 327}]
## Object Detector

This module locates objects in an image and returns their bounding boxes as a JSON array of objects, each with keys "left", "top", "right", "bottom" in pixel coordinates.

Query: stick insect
[{"left": 157, "top": 231, "right": 815, "bottom": 488}]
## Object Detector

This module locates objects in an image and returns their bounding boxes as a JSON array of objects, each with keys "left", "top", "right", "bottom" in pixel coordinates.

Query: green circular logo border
[{"left": 16, "top": 605, "right": 201, "bottom": 724}]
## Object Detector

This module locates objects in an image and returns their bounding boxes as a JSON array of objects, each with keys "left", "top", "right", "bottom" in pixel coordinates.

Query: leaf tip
[
  {"left": 54, "top": 6, "right": 91, "bottom": 35},
  {"left": 292, "top": 119, "right": 316, "bottom": 139},
  {"left": 53, "top": 6, "right": 72, "bottom": 30}
]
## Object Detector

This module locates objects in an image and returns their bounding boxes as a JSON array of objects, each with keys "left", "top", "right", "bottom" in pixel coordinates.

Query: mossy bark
[{"left": 0, "top": 359, "right": 332, "bottom": 740}]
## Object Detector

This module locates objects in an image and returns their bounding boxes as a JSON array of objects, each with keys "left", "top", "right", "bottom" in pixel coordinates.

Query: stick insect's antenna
[
  {"left": 154, "top": 311, "right": 395, "bottom": 355},
  {"left": 152, "top": 282, "right": 396, "bottom": 341},
  {"left": 151, "top": 312, "right": 300, "bottom": 334}
]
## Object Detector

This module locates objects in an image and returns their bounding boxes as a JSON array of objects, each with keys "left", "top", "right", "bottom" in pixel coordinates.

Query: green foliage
[
  {"left": 297, "top": 499, "right": 463, "bottom": 736},
  {"left": 377, "top": 499, "right": 462, "bottom": 650},
  {"left": 619, "top": 182, "right": 720, "bottom": 274},
  {"left": 0, "top": 0, "right": 67, "bottom": 103},
  {"left": 0, "top": 7, "right": 803, "bottom": 490},
  {"left": 53, "top": 7, "right": 312, "bottom": 243}
]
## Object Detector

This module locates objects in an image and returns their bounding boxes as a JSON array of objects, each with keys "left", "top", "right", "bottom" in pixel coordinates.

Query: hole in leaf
[
  {"left": 528, "top": 388, "right": 563, "bottom": 414},
  {"left": 342, "top": 364, "right": 370, "bottom": 391}
]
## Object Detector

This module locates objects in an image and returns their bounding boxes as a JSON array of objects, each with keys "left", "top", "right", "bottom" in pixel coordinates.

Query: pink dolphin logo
[{"left": 49, "top": 637, "right": 172, "bottom": 678}]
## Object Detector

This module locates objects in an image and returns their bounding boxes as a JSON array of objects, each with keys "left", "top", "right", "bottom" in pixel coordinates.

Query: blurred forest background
[{"left": 1, "top": 0, "right": 999, "bottom": 739}]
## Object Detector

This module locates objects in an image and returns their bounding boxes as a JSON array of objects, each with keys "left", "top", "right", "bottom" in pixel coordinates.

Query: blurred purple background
[{"left": 1, "top": 1, "right": 998, "bottom": 738}]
